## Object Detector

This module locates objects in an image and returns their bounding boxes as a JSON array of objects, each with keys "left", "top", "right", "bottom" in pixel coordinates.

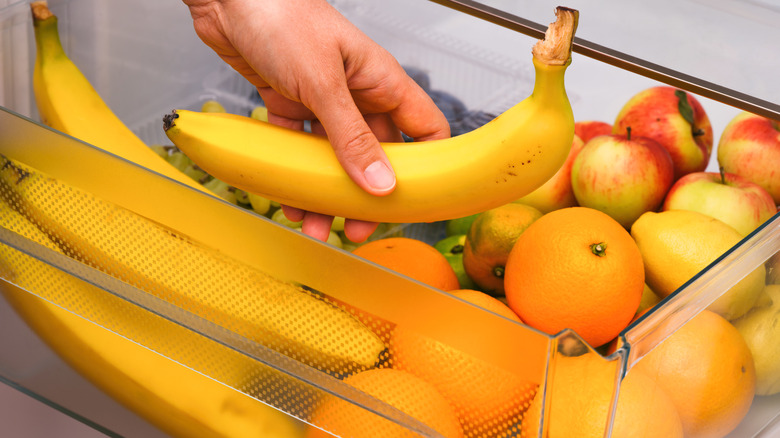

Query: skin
[{"left": 182, "top": 0, "right": 450, "bottom": 242}]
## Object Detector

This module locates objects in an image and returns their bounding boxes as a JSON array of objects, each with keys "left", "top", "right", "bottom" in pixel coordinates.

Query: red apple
[
  {"left": 613, "top": 86, "right": 713, "bottom": 180},
  {"left": 717, "top": 111, "right": 780, "bottom": 205},
  {"left": 515, "top": 134, "right": 585, "bottom": 213},
  {"left": 571, "top": 128, "right": 674, "bottom": 229},
  {"left": 662, "top": 170, "right": 776, "bottom": 237},
  {"left": 574, "top": 120, "right": 612, "bottom": 144}
]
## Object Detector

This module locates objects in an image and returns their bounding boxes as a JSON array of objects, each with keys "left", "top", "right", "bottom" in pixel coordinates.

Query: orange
[
  {"left": 634, "top": 310, "right": 756, "bottom": 437},
  {"left": 521, "top": 352, "right": 683, "bottom": 437},
  {"left": 390, "top": 289, "right": 535, "bottom": 437},
  {"left": 353, "top": 237, "right": 460, "bottom": 291},
  {"left": 450, "top": 289, "right": 523, "bottom": 323},
  {"left": 305, "top": 368, "right": 462, "bottom": 438},
  {"left": 463, "top": 203, "right": 543, "bottom": 296},
  {"left": 504, "top": 207, "right": 644, "bottom": 347}
]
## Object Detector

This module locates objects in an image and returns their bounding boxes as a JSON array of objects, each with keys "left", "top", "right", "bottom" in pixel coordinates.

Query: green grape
[
  {"left": 248, "top": 193, "right": 272, "bottom": 215},
  {"left": 250, "top": 105, "right": 268, "bottom": 122},
  {"left": 202, "top": 178, "right": 238, "bottom": 204},
  {"left": 331, "top": 216, "right": 346, "bottom": 232},
  {"left": 166, "top": 151, "right": 193, "bottom": 173},
  {"left": 149, "top": 144, "right": 170, "bottom": 160},
  {"left": 200, "top": 99, "right": 226, "bottom": 113},
  {"left": 271, "top": 208, "right": 302, "bottom": 228},
  {"left": 183, "top": 164, "right": 209, "bottom": 182},
  {"left": 326, "top": 230, "right": 343, "bottom": 249},
  {"left": 234, "top": 189, "right": 251, "bottom": 206}
]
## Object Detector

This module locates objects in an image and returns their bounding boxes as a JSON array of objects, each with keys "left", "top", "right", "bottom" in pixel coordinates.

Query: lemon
[
  {"left": 630, "top": 210, "right": 766, "bottom": 320},
  {"left": 732, "top": 285, "right": 780, "bottom": 395},
  {"left": 637, "top": 283, "right": 661, "bottom": 315}
]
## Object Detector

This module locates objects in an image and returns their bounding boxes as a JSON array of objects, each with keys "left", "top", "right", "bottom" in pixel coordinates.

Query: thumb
[{"left": 308, "top": 86, "right": 396, "bottom": 197}]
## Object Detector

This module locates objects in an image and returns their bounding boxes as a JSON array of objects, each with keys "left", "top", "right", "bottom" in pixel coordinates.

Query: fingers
[
  {"left": 388, "top": 74, "right": 451, "bottom": 142},
  {"left": 303, "top": 78, "right": 397, "bottom": 197},
  {"left": 300, "top": 211, "right": 334, "bottom": 242},
  {"left": 343, "top": 219, "right": 379, "bottom": 243}
]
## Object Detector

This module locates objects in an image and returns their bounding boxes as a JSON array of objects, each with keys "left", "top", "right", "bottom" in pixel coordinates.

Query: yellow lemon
[{"left": 630, "top": 210, "right": 766, "bottom": 320}]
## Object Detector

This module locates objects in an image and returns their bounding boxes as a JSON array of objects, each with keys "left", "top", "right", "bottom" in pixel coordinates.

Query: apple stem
[
  {"left": 451, "top": 244, "right": 464, "bottom": 255},
  {"left": 590, "top": 242, "right": 607, "bottom": 257},
  {"left": 626, "top": 126, "right": 632, "bottom": 141},
  {"left": 719, "top": 166, "right": 726, "bottom": 184}
]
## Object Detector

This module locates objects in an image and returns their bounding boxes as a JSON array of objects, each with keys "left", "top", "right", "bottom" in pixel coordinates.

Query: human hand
[{"left": 182, "top": 0, "right": 450, "bottom": 242}]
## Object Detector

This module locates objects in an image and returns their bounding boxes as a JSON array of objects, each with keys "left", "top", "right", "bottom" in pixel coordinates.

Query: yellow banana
[
  {"left": 30, "top": 1, "right": 211, "bottom": 195},
  {"left": 163, "top": 7, "right": 579, "bottom": 223},
  {"left": 0, "top": 201, "right": 305, "bottom": 438},
  {"left": 0, "top": 157, "right": 386, "bottom": 373}
]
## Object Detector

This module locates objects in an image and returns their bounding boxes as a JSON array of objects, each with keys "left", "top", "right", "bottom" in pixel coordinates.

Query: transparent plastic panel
[{"left": 0, "top": 108, "right": 555, "bottom": 437}]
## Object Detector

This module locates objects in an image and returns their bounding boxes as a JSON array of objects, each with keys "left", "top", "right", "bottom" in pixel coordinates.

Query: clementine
[
  {"left": 504, "top": 207, "right": 644, "bottom": 347},
  {"left": 390, "top": 289, "right": 535, "bottom": 437},
  {"left": 305, "top": 368, "right": 462, "bottom": 438},
  {"left": 353, "top": 237, "right": 460, "bottom": 291},
  {"left": 462, "top": 203, "right": 543, "bottom": 296}
]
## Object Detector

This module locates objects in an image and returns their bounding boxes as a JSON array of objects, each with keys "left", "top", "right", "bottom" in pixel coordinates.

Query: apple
[
  {"left": 574, "top": 120, "right": 612, "bottom": 144},
  {"left": 613, "top": 86, "right": 713, "bottom": 180},
  {"left": 717, "top": 111, "right": 780, "bottom": 205},
  {"left": 515, "top": 134, "right": 585, "bottom": 214},
  {"left": 662, "top": 170, "right": 776, "bottom": 237},
  {"left": 571, "top": 127, "right": 674, "bottom": 229}
]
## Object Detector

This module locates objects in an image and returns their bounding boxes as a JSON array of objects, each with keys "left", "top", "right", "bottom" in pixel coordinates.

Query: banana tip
[{"left": 163, "top": 111, "right": 179, "bottom": 132}]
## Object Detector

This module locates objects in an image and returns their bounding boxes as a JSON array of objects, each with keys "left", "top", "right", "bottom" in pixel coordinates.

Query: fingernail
[{"left": 364, "top": 161, "right": 396, "bottom": 193}]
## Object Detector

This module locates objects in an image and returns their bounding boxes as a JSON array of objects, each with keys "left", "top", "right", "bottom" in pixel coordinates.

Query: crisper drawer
[{"left": 1, "top": 0, "right": 780, "bottom": 437}]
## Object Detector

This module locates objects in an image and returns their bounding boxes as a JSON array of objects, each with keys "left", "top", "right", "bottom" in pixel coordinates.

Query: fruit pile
[
  {"left": 170, "top": 88, "right": 779, "bottom": 438},
  {"left": 338, "top": 86, "right": 779, "bottom": 438}
]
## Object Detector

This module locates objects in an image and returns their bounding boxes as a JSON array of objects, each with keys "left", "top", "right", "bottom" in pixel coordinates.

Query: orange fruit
[
  {"left": 450, "top": 289, "right": 523, "bottom": 323},
  {"left": 463, "top": 203, "right": 543, "bottom": 296},
  {"left": 634, "top": 310, "right": 756, "bottom": 437},
  {"left": 353, "top": 237, "right": 459, "bottom": 291},
  {"left": 504, "top": 207, "right": 644, "bottom": 347},
  {"left": 521, "top": 352, "right": 683, "bottom": 437},
  {"left": 305, "top": 368, "right": 462, "bottom": 438},
  {"left": 390, "top": 289, "right": 535, "bottom": 437}
]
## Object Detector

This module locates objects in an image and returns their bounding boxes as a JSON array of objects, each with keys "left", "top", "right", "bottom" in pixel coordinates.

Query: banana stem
[{"left": 532, "top": 7, "right": 579, "bottom": 66}]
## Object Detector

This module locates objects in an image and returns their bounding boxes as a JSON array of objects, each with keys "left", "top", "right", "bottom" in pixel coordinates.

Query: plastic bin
[{"left": 1, "top": 0, "right": 779, "bottom": 437}]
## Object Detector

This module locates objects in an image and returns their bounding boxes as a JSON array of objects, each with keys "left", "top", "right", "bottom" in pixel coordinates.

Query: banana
[
  {"left": 163, "top": 7, "right": 579, "bottom": 223},
  {"left": 0, "top": 201, "right": 305, "bottom": 438},
  {"left": 0, "top": 156, "right": 386, "bottom": 373},
  {"left": 30, "top": 1, "right": 211, "bottom": 195}
]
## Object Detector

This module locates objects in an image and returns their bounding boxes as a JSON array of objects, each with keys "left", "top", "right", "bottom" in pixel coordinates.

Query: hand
[{"left": 182, "top": 0, "right": 450, "bottom": 242}]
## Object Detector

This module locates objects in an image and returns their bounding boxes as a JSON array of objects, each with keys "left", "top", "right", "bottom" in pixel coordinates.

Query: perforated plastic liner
[{"left": 0, "top": 156, "right": 544, "bottom": 437}]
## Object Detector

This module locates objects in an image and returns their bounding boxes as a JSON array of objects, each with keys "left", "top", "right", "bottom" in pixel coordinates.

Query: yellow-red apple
[
  {"left": 574, "top": 120, "right": 612, "bottom": 144},
  {"left": 571, "top": 128, "right": 674, "bottom": 229},
  {"left": 662, "top": 170, "right": 776, "bottom": 237},
  {"left": 613, "top": 86, "right": 713, "bottom": 180},
  {"left": 515, "top": 134, "right": 585, "bottom": 213},
  {"left": 717, "top": 111, "right": 780, "bottom": 205}
]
